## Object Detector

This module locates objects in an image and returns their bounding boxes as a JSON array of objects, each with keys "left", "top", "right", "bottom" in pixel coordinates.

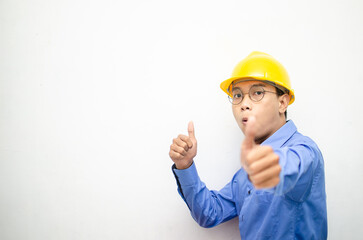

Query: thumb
[
  {"left": 188, "top": 121, "right": 196, "bottom": 141},
  {"left": 242, "top": 116, "right": 256, "bottom": 152}
]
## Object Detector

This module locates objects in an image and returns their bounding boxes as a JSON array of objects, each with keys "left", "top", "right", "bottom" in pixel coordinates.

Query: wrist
[{"left": 175, "top": 160, "right": 193, "bottom": 170}]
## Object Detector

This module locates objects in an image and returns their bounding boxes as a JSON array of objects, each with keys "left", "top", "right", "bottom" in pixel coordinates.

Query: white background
[{"left": 1, "top": 0, "right": 363, "bottom": 239}]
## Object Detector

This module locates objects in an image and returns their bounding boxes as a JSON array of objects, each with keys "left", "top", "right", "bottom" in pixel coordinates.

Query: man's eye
[
  {"left": 233, "top": 93, "right": 242, "bottom": 99},
  {"left": 253, "top": 91, "right": 264, "bottom": 96}
]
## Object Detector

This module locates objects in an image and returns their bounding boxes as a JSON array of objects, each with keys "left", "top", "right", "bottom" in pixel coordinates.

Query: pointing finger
[
  {"left": 188, "top": 121, "right": 196, "bottom": 141},
  {"left": 242, "top": 116, "right": 256, "bottom": 152}
]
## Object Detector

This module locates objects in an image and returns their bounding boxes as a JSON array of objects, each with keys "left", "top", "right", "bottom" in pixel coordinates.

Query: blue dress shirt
[{"left": 172, "top": 120, "right": 327, "bottom": 239}]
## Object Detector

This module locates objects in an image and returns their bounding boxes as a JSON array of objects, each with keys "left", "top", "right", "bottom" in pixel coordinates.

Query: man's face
[{"left": 231, "top": 80, "right": 288, "bottom": 144}]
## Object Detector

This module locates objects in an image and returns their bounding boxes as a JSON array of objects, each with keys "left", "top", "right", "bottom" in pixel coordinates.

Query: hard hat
[{"left": 220, "top": 51, "right": 295, "bottom": 105}]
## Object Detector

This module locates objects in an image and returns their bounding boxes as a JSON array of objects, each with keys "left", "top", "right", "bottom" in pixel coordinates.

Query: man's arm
[
  {"left": 169, "top": 122, "right": 237, "bottom": 227},
  {"left": 273, "top": 142, "right": 323, "bottom": 201},
  {"left": 172, "top": 162, "right": 237, "bottom": 228}
]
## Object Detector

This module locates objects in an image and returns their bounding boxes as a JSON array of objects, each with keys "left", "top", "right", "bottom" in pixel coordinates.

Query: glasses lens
[
  {"left": 249, "top": 86, "right": 265, "bottom": 102},
  {"left": 229, "top": 88, "right": 243, "bottom": 105}
]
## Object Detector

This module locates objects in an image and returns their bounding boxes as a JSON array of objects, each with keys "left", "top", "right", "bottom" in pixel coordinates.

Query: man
[{"left": 169, "top": 51, "right": 327, "bottom": 239}]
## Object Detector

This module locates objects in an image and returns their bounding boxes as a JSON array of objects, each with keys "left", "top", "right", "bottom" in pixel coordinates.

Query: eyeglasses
[{"left": 228, "top": 85, "right": 278, "bottom": 105}]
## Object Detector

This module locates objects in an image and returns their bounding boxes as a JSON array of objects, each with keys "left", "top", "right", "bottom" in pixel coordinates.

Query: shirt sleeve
[
  {"left": 172, "top": 162, "right": 237, "bottom": 228},
  {"left": 274, "top": 142, "right": 323, "bottom": 202}
]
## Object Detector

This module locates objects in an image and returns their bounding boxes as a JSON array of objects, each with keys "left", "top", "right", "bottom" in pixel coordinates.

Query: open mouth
[{"left": 242, "top": 117, "right": 248, "bottom": 124}]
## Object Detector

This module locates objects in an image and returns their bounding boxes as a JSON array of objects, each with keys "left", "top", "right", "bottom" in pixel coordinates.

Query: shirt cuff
[{"left": 172, "top": 161, "right": 200, "bottom": 187}]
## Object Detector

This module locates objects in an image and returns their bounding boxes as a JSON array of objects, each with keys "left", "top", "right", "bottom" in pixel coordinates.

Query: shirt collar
[{"left": 261, "top": 120, "right": 297, "bottom": 148}]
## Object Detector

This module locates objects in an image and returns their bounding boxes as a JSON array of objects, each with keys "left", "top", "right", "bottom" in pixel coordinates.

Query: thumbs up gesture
[
  {"left": 241, "top": 117, "right": 281, "bottom": 189},
  {"left": 169, "top": 121, "right": 197, "bottom": 169}
]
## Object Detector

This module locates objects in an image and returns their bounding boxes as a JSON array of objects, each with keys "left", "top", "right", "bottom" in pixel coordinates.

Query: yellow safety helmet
[{"left": 220, "top": 51, "right": 295, "bottom": 105}]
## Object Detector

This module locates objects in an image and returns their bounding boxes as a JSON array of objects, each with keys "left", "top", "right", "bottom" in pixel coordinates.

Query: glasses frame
[{"left": 228, "top": 84, "right": 279, "bottom": 105}]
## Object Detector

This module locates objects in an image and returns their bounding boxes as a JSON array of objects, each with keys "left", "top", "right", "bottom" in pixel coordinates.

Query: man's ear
[{"left": 279, "top": 94, "right": 289, "bottom": 114}]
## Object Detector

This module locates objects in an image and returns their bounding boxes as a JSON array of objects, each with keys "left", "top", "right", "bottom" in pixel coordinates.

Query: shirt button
[{"left": 248, "top": 190, "right": 251, "bottom": 195}]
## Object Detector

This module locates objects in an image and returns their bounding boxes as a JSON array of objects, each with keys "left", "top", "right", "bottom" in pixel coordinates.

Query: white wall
[{"left": 1, "top": 0, "right": 363, "bottom": 239}]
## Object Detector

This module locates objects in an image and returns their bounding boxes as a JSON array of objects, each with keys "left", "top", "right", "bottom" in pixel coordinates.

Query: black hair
[{"left": 275, "top": 87, "right": 287, "bottom": 119}]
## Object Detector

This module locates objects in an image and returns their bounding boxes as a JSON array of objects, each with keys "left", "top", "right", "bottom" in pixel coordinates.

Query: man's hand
[
  {"left": 169, "top": 121, "right": 197, "bottom": 169},
  {"left": 241, "top": 117, "right": 281, "bottom": 189}
]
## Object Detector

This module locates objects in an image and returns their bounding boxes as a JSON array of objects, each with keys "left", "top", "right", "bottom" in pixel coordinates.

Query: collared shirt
[{"left": 172, "top": 120, "right": 327, "bottom": 239}]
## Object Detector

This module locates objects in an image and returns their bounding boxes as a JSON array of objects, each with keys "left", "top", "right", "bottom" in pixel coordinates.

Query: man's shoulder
[
  {"left": 286, "top": 130, "right": 323, "bottom": 162},
  {"left": 289, "top": 130, "right": 319, "bottom": 148}
]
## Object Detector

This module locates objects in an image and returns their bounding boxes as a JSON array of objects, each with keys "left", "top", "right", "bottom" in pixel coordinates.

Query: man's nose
[{"left": 240, "top": 95, "right": 251, "bottom": 111}]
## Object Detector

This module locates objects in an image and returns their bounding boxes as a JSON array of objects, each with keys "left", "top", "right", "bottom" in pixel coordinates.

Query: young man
[{"left": 169, "top": 51, "right": 327, "bottom": 239}]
